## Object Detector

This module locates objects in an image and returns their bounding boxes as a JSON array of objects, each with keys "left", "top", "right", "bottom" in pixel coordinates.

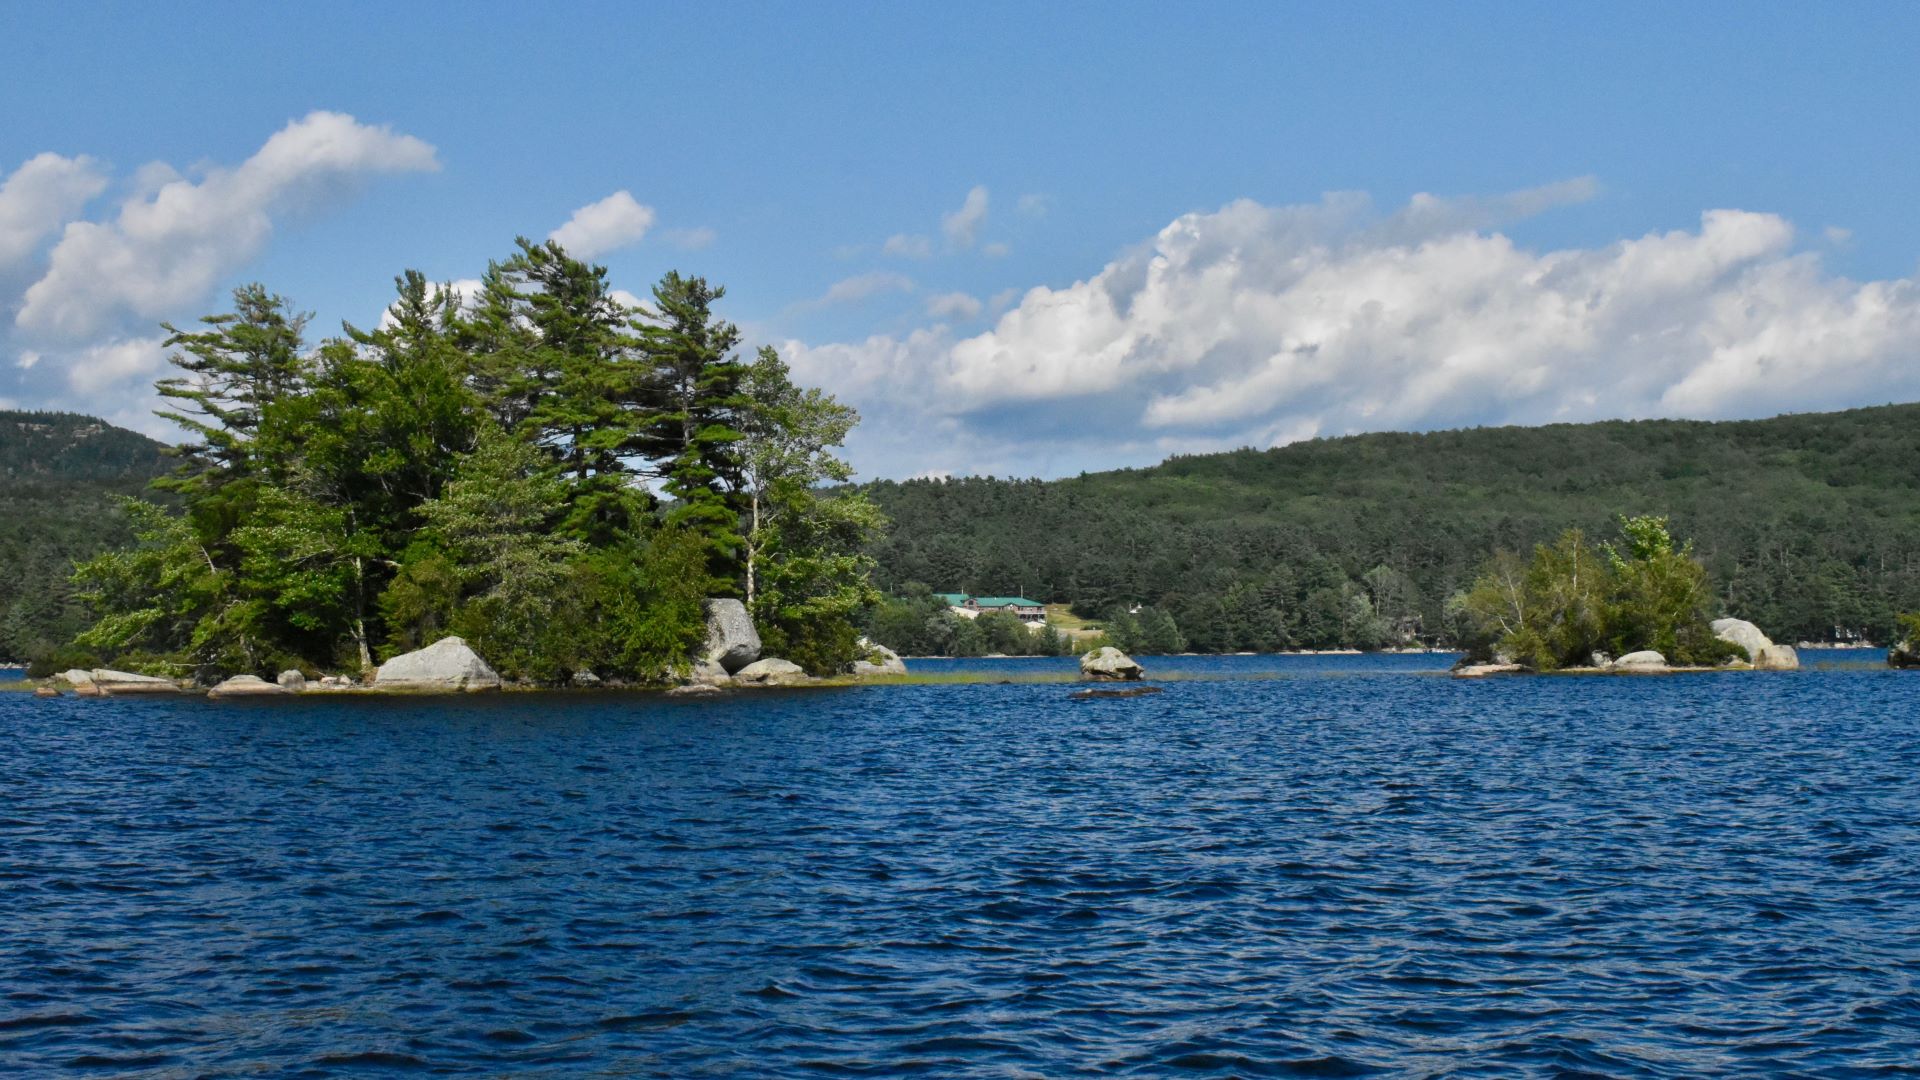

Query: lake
[{"left": 3, "top": 650, "right": 1915, "bottom": 1076}]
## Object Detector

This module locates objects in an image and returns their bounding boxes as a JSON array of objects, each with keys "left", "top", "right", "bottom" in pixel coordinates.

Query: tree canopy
[{"left": 58, "top": 241, "right": 879, "bottom": 683}]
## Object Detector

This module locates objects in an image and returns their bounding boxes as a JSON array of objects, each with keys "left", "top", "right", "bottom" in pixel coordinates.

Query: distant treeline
[
  {"left": 860, "top": 404, "right": 1920, "bottom": 650},
  {"left": 0, "top": 412, "right": 172, "bottom": 662}
]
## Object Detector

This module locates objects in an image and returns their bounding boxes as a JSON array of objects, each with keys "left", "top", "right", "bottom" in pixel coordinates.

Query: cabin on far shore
[{"left": 937, "top": 593, "right": 1048, "bottom": 625}]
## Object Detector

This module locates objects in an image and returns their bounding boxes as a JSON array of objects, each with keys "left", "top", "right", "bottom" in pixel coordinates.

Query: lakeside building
[{"left": 937, "top": 593, "right": 1048, "bottom": 624}]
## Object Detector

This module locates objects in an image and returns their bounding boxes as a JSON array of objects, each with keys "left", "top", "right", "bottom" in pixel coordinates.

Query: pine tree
[
  {"left": 154, "top": 284, "right": 310, "bottom": 493},
  {"left": 634, "top": 271, "right": 750, "bottom": 590}
]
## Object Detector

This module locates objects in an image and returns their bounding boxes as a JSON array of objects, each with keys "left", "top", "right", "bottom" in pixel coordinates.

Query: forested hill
[
  {"left": 8, "top": 402, "right": 1920, "bottom": 660},
  {"left": 861, "top": 402, "right": 1920, "bottom": 648},
  {"left": 0, "top": 411, "right": 172, "bottom": 660}
]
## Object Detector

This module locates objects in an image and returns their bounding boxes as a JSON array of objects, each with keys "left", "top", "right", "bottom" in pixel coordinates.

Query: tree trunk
[
  {"left": 352, "top": 555, "right": 374, "bottom": 674},
  {"left": 745, "top": 489, "right": 761, "bottom": 605}
]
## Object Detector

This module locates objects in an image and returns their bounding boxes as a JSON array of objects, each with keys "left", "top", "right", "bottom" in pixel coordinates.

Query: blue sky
[{"left": 4, "top": 3, "right": 1919, "bottom": 477}]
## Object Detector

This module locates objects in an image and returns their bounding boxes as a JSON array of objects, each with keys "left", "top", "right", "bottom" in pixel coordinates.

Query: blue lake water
[{"left": 2, "top": 650, "right": 1916, "bottom": 1076}]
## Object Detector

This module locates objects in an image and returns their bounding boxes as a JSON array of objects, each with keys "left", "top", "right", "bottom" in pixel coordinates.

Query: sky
[{"left": 3, "top": 2, "right": 1919, "bottom": 479}]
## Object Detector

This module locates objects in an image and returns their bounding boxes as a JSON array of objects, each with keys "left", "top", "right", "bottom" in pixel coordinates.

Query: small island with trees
[
  {"left": 46, "top": 240, "right": 885, "bottom": 692},
  {"left": 5, "top": 239, "right": 1920, "bottom": 695}
]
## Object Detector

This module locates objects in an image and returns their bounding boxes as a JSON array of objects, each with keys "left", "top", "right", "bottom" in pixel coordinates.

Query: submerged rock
[
  {"left": 277, "top": 669, "right": 307, "bottom": 692},
  {"left": 702, "top": 599, "right": 762, "bottom": 674},
  {"left": 208, "top": 674, "right": 288, "bottom": 699},
  {"left": 733, "top": 658, "right": 809, "bottom": 686},
  {"left": 848, "top": 638, "right": 907, "bottom": 677},
  {"left": 1611, "top": 651, "right": 1668, "bottom": 671},
  {"left": 1079, "top": 647, "right": 1144, "bottom": 681},
  {"left": 34, "top": 686, "right": 60, "bottom": 698},
  {"left": 372, "top": 637, "right": 502, "bottom": 692},
  {"left": 1453, "top": 663, "right": 1524, "bottom": 678},
  {"left": 666, "top": 683, "right": 724, "bottom": 697},
  {"left": 1069, "top": 685, "right": 1164, "bottom": 699},
  {"left": 1711, "top": 618, "right": 1773, "bottom": 662}
]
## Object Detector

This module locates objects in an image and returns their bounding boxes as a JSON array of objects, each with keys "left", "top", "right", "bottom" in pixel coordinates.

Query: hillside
[
  {"left": 862, "top": 403, "right": 1920, "bottom": 648},
  {"left": 0, "top": 411, "right": 173, "bottom": 661},
  {"left": 7, "top": 402, "right": 1920, "bottom": 659}
]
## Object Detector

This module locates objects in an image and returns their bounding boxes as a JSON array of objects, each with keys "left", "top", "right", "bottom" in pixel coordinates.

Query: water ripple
[{"left": 2, "top": 652, "right": 1917, "bottom": 1075}]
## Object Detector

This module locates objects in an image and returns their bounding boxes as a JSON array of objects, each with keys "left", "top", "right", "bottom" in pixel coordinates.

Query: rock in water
[
  {"left": 1892, "top": 640, "right": 1920, "bottom": 669},
  {"left": 372, "top": 637, "right": 502, "bottom": 692},
  {"left": 34, "top": 687, "right": 60, "bottom": 698},
  {"left": 848, "top": 638, "right": 907, "bottom": 677},
  {"left": 1453, "top": 663, "right": 1523, "bottom": 679},
  {"left": 277, "top": 669, "right": 307, "bottom": 692},
  {"left": 1754, "top": 644, "right": 1800, "bottom": 671},
  {"left": 90, "top": 669, "right": 181, "bottom": 694},
  {"left": 702, "top": 599, "right": 762, "bottom": 674},
  {"left": 208, "top": 674, "right": 288, "bottom": 699},
  {"left": 1069, "top": 685, "right": 1164, "bottom": 699},
  {"left": 1079, "top": 647, "right": 1144, "bottom": 681},
  {"left": 1711, "top": 618, "right": 1774, "bottom": 662},
  {"left": 733, "top": 658, "right": 809, "bottom": 686},
  {"left": 666, "top": 683, "right": 724, "bottom": 697},
  {"left": 1610, "top": 651, "right": 1668, "bottom": 671}
]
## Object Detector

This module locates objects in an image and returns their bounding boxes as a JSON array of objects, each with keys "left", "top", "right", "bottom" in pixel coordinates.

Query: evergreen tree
[
  {"left": 154, "top": 284, "right": 310, "bottom": 493},
  {"left": 634, "top": 271, "right": 749, "bottom": 590}
]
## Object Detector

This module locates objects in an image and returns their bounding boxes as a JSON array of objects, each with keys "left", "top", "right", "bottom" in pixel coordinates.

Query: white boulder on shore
[
  {"left": 1712, "top": 617, "right": 1799, "bottom": 670},
  {"left": 848, "top": 638, "right": 907, "bottom": 677},
  {"left": 702, "top": 599, "right": 762, "bottom": 674},
  {"left": 277, "top": 669, "right": 307, "bottom": 691},
  {"left": 1080, "top": 647, "right": 1145, "bottom": 681},
  {"left": 372, "top": 637, "right": 502, "bottom": 692},
  {"left": 1711, "top": 619, "right": 1770, "bottom": 662},
  {"left": 89, "top": 669, "right": 182, "bottom": 694},
  {"left": 208, "top": 674, "right": 288, "bottom": 699},
  {"left": 733, "top": 658, "right": 809, "bottom": 686}
]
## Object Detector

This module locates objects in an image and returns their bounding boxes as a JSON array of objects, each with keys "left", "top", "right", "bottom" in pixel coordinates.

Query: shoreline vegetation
[{"left": 4, "top": 238, "right": 1917, "bottom": 691}]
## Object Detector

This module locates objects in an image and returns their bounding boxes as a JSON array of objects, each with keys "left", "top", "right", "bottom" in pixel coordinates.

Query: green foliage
[
  {"left": 0, "top": 411, "right": 173, "bottom": 663},
  {"left": 1461, "top": 517, "right": 1740, "bottom": 669},
  {"left": 634, "top": 271, "right": 750, "bottom": 590},
  {"left": 46, "top": 247, "right": 877, "bottom": 684},
  {"left": 1893, "top": 612, "right": 1920, "bottom": 648},
  {"left": 860, "top": 584, "right": 1071, "bottom": 659},
  {"left": 861, "top": 404, "right": 1920, "bottom": 650}
]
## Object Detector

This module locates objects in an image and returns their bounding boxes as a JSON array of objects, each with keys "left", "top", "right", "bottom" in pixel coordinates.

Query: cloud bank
[
  {"left": 549, "top": 190, "right": 655, "bottom": 259},
  {"left": 1, "top": 112, "right": 437, "bottom": 434},
  {"left": 0, "top": 153, "right": 108, "bottom": 271},
  {"left": 17, "top": 112, "right": 437, "bottom": 342},
  {"left": 784, "top": 182, "right": 1920, "bottom": 479}
]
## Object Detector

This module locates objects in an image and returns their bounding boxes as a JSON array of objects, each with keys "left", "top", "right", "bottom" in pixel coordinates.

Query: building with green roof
[{"left": 938, "top": 594, "right": 1047, "bottom": 622}]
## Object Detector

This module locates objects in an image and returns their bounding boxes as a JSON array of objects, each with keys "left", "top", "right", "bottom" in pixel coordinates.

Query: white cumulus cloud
[
  {"left": 0, "top": 152, "right": 108, "bottom": 271},
  {"left": 549, "top": 190, "right": 656, "bottom": 259},
  {"left": 780, "top": 182, "right": 1920, "bottom": 479},
  {"left": 813, "top": 271, "right": 914, "bottom": 308},
  {"left": 883, "top": 233, "right": 932, "bottom": 258},
  {"left": 64, "top": 335, "right": 169, "bottom": 395},
  {"left": 16, "top": 111, "right": 437, "bottom": 342},
  {"left": 925, "top": 291, "right": 982, "bottom": 320},
  {"left": 942, "top": 185, "right": 989, "bottom": 249}
]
